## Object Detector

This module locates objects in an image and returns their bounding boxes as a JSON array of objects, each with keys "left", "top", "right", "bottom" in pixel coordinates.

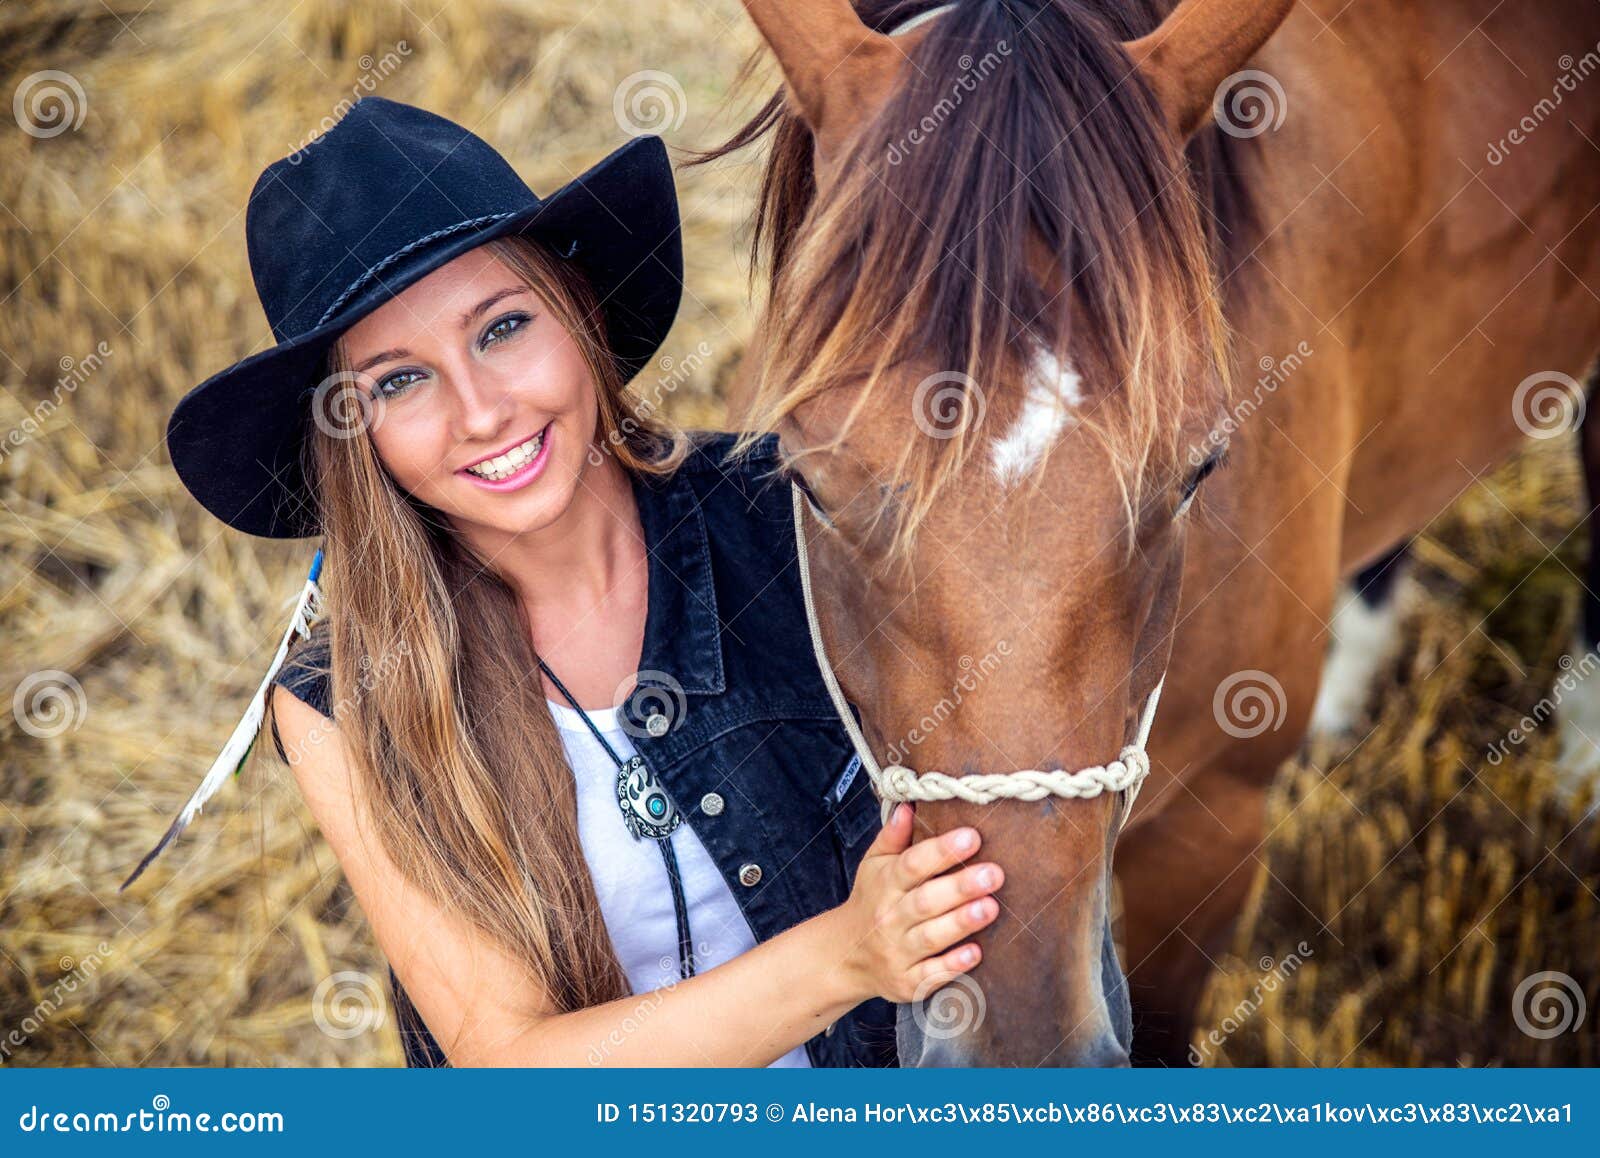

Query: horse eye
[
  {"left": 1176, "top": 448, "right": 1228, "bottom": 517},
  {"left": 784, "top": 464, "right": 835, "bottom": 528}
]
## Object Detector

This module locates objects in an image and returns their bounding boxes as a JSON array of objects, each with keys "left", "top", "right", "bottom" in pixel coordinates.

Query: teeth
[{"left": 465, "top": 431, "right": 543, "bottom": 480}]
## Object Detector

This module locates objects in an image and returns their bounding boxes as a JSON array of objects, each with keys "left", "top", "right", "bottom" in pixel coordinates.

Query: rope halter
[{"left": 791, "top": 481, "right": 1163, "bottom": 818}]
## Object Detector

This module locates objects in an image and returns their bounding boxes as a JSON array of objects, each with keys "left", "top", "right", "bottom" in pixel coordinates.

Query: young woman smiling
[{"left": 151, "top": 98, "right": 1003, "bottom": 1067}]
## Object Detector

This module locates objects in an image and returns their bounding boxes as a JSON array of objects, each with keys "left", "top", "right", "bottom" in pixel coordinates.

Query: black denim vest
[{"left": 270, "top": 431, "right": 897, "bottom": 1067}]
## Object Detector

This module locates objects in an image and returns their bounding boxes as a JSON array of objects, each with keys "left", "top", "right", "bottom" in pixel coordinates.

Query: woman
[{"left": 149, "top": 96, "right": 1003, "bottom": 1066}]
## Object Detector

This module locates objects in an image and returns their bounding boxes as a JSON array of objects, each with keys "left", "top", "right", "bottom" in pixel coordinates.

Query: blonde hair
[{"left": 271, "top": 232, "right": 688, "bottom": 1028}]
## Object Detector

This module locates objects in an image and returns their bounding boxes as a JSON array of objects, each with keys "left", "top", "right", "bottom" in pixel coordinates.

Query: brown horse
[{"left": 715, "top": 0, "right": 1600, "bottom": 1065}]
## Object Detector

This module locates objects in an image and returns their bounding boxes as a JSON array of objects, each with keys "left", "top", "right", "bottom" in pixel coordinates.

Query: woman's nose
[{"left": 448, "top": 369, "right": 513, "bottom": 440}]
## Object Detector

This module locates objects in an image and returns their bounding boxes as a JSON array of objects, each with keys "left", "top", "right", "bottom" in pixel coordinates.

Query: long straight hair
[{"left": 271, "top": 233, "right": 688, "bottom": 1027}]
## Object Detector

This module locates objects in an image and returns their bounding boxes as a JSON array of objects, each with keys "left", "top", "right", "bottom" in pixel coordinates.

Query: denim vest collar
[{"left": 631, "top": 461, "right": 726, "bottom": 697}]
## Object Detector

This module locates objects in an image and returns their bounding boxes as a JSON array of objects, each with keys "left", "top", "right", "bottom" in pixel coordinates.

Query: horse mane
[{"left": 701, "top": 0, "right": 1246, "bottom": 556}]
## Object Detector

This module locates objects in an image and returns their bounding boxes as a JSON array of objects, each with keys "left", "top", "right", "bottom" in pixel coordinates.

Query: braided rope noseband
[{"left": 791, "top": 482, "right": 1164, "bottom": 817}]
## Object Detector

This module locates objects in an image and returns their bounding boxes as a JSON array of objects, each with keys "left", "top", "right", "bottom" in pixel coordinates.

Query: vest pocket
[{"left": 825, "top": 752, "right": 880, "bottom": 891}]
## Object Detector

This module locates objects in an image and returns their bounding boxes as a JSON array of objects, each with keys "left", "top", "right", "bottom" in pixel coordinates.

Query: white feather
[{"left": 122, "top": 550, "right": 324, "bottom": 888}]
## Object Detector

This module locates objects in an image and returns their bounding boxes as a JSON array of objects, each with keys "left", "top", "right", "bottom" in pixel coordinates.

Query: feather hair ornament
[{"left": 121, "top": 548, "right": 325, "bottom": 891}]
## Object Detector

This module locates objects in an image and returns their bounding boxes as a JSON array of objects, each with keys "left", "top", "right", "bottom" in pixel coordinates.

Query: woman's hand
[{"left": 830, "top": 803, "right": 1003, "bottom": 1004}]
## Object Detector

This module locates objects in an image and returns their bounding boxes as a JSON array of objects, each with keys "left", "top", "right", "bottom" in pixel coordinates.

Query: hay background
[{"left": 0, "top": 0, "right": 1594, "bottom": 1067}]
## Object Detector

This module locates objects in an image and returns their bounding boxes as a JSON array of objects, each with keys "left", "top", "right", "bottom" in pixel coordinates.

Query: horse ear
[
  {"left": 739, "top": 0, "right": 908, "bottom": 158},
  {"left": 1125, "top": 0, "right": 1297, "bottom": 140}
]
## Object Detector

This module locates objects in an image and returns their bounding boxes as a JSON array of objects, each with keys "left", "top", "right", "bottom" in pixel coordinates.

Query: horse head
[{"left": 728, "top": 0, "right": 1293, "bottom": 1066}]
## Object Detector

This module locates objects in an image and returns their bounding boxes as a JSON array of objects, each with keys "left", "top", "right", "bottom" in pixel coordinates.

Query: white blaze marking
[{"left": 989, "top": 349, "right": 1081, "bottom": 488}]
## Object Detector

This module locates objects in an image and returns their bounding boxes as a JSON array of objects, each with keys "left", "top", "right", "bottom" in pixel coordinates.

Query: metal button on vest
[
  {"left": 645, "top": 711, "right": 669, "bottom": 737},
  {"left": 738, "top": 862, "right": 762, "bottom": 887},
  {"left": 824, "top": 1021, "right": 836, "bottom": 1036},
  {"left": 700, "top": 792, "right": 724, "bottom": 816}
]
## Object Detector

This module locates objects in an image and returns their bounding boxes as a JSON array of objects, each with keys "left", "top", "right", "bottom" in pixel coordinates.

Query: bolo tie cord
[{"left": 537, "top": 658, "right": 695, "bottom": 981}]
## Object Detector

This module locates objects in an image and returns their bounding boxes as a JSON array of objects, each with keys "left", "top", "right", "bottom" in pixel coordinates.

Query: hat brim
[{"left": 166, "top": 134, "right": 682, "bottom": 539}]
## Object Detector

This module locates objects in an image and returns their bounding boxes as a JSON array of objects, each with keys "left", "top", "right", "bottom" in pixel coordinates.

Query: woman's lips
[{"left": 457, "top": 422, "right": 553, "bottom": 492}]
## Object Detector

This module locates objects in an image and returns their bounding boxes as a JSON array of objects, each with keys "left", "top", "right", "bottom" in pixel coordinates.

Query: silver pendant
[{"left": 616, "top": 753, "right": 680, "bottom": 840}]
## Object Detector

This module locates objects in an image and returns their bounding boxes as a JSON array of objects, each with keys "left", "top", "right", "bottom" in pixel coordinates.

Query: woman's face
[{"left": 339, "top": 245, "right": 603, "bottom": 541}]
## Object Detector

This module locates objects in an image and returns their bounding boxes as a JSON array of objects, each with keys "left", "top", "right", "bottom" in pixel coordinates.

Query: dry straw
[{"left": 1, "top": 0, "right": 1594, "bottom": 1066}]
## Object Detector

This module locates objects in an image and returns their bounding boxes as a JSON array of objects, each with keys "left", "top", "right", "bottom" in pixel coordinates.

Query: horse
[{"left": 713, "top": 0, "right": 1600, "bottom": 1065}]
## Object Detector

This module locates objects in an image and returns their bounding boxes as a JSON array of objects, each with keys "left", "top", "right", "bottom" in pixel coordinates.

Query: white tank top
[{"left": 545, "top": 697, "right": 811, "bottom": 1068}]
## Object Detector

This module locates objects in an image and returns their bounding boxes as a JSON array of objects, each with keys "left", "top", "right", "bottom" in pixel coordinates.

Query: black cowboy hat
[{"left": 165, "top": 95, "right": 682, "bottom": 539}]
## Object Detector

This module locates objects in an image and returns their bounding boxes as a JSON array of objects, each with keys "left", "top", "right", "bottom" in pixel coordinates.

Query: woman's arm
[{"left": 270, "top": 687, "right": 1003, "bottom": 1067}]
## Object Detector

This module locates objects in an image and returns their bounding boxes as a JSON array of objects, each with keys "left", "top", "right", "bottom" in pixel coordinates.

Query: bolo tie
[{"left": 537, "top": 657, "right": 695, "bottom": 981}]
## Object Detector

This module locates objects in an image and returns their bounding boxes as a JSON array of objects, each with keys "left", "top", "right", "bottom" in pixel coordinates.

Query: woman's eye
[
  {"left": 480, "top": 311, "right": 531, "bottom": 349},
  {"left": 374, "top": 369, "right": 425, "bottom": 399}
]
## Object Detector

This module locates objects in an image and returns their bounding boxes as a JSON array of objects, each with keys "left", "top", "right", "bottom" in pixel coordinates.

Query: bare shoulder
[{"left": 266, "top": 682, "right": 362, "bottom": 832}]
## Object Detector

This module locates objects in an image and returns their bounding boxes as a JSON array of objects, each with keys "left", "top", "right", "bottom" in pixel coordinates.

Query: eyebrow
[{"left": 350, "top": 286, "right": 530, "bottom": 374}]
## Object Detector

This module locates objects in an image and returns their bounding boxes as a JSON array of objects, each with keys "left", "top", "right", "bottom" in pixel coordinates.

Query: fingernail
[
  {"left": 968, "top": 900, "right": 989, "bottom": 919},
  {"left": 975, "top": 867, "right": 997, "bottom": 889},
  {"left": 961, "top": 946, "right": 979, "bottom": 965},
  {"left": 953, "top": 828, "right": 977, "bottom": 851}
]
